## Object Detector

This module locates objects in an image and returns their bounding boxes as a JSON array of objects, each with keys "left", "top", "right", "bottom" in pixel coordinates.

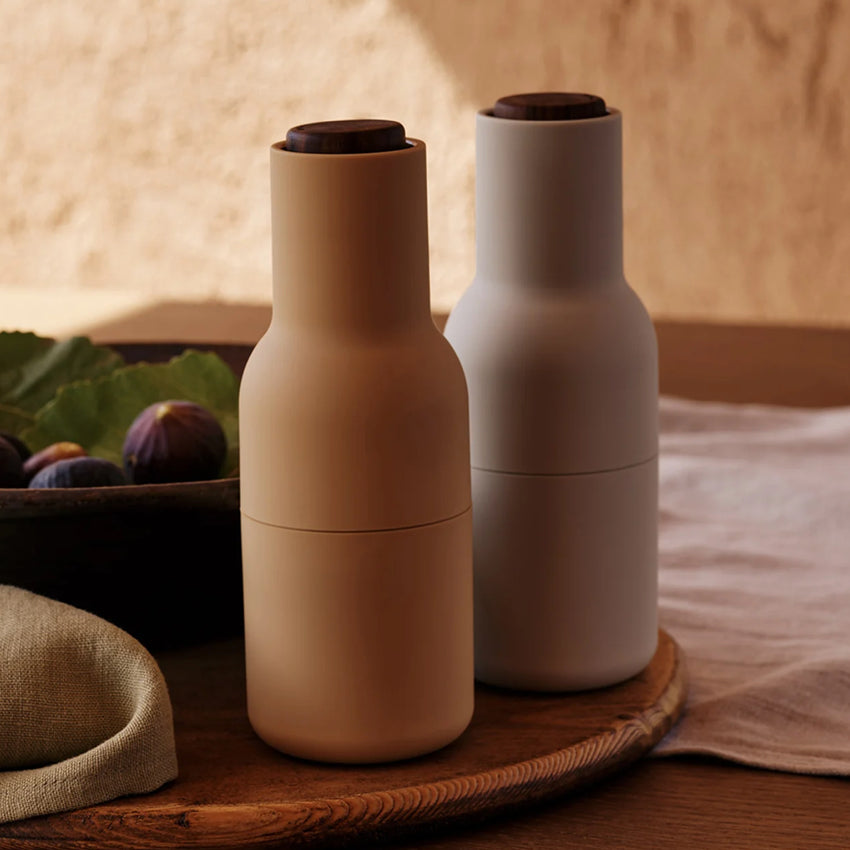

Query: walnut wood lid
[
  {"left": 284, "top": 119, "right": 408, "bottom": 154},
  {"left": 492, "top": 92, "right": 607, "bottom": 121}
]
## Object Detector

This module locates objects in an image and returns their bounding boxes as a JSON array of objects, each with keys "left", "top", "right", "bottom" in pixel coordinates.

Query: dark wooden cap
[
  {"left": 284, "top": 119, "right": 408, "bottom": 154},
  {"left": 492, "top": 93, "right": 607, "bottom": 121}
]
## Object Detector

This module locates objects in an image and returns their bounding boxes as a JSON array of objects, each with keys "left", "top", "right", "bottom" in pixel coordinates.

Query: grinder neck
[
  {"left": 269, "top": 127, "right": 432, "bottom": 338},
  {"left": 474, "top": 104, "right": 624, "bottom": 292}
]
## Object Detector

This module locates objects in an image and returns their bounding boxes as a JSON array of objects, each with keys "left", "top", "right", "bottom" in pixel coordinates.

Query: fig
[
  {"left": 28, "top": 456, "right": 127, "bottom": 488},
  {"left": 0, "top": 436, "right": 25, "bottom": 487},
  {"left": 23, "top": 441, "right": 88, "bottom": 483},
  {"left": 0, "top": 432, "right": 32, "bottom": 462},
  {"left": 122, "top": 400, "right": 227, "bottom": 484}
]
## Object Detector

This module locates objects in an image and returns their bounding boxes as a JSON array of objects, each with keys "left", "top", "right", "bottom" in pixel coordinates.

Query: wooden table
[{"left": 15, "top": 303, "right": 850, "bottom": 848}]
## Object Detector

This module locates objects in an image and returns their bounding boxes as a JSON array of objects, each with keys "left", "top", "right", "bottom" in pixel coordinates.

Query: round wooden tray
[{"left": 3, "top": 629, "right": 687, "bottom": 849}]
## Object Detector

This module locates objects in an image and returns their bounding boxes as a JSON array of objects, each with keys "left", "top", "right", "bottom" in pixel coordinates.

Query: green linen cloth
[{"left": 0, "top": 584, "right": 178, "bottom": 823}]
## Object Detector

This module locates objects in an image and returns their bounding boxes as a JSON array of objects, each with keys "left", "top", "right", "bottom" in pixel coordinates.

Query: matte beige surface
[
  {"left": 239, "top": 140, "right": 471, "bottom": 530},
  {"left": 241, "top": 510, "right": 474, "bottom": 764},
  {"left": 239, "top": 131, "right": 474, "bottom": 763},
  {"left": 1, "top": 1, "right": 849, "bottom": 330}
]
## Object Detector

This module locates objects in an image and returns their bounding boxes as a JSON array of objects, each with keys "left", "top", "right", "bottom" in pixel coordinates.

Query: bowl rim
[{"left": 0, "top": 476, "right": 240, "bottom": 518}]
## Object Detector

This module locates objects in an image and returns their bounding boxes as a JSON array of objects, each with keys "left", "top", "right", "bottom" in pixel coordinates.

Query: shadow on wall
[
  {"left": 389, "top": 0, "right": 850, "bottom": 327},
  {"left": 391, "top": 0, "right": 843, "bottom": 134},
  {"left": 389, "top": 0, "right": 697, "bottom": 111}
]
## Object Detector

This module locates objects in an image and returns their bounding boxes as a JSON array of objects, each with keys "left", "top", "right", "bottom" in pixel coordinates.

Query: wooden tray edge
[{"left": 29, "top": 630, "right": 686, "bottom": 848}]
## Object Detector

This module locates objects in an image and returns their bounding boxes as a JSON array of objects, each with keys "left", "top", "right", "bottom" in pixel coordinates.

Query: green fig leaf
[
  {"left": 21, "top": 350, "right": 240, "bottom": 476},
  {"left": 0, "top": 332, "right": 125, "bottom": 436}
]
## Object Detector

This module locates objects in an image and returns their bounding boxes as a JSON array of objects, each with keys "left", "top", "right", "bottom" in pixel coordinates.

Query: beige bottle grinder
[
  {"left": 444, "top": 93, "right": 659, "bottom": 691},
  {"left": 239, "top": 119, "right": 474, "bottom": 762}
]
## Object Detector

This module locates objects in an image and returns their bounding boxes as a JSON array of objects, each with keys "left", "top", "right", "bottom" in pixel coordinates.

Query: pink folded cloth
[{"left": 651, "top": 395, "right": 850, "bottom": 774}]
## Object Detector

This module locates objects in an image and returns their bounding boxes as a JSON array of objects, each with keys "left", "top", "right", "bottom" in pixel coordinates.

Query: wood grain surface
[
  {"left": 283, "top": 119, "right": 407, "bottom": 154},
  {"left": 491, "top": 92, "right": 608, "bottom": 121},
  {"left": 0, "top": 631, "right": 685, "bottom": 848}
]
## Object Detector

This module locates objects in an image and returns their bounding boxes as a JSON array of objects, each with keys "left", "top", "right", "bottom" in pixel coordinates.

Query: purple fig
[
  {"left": 28, "top": 456, "right": 127, "bottom": 488},
  {"left": 0, "top": 432, "right": 32, "bottom": 462},
  {"left": 22, "top": 441, "right": 87, "bottom": 483},
  {"left": 122, "top": 400, "right": 227, "bottom": 484},
  {"left": 0, "top": 436, "right": 25, "bottom": 487}
]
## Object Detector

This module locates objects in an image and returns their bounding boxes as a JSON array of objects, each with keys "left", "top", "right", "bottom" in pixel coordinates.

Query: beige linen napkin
[
  {"left": 0, "top": 585, "right": 178, "bottom": 823},
  {"left": 651, "top": 395, "right": 850, "bottom": 774}
]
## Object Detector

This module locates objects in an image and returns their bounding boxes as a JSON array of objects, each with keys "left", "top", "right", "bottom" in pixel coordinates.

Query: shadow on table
[{"left": 76, "top": 299, "right": 274, "bottom": 346}]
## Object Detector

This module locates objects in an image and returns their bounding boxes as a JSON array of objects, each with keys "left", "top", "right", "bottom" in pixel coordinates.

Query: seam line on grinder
[
  {"left": 473, "top": 453, "right": 658, "bottom": 478},
  {"left": 240, "top": 504, "right": 472, "bottom": 534}
]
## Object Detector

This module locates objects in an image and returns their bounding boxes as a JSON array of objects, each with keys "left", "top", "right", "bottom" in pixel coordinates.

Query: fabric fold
[
  {"left": 0, "top": 585, "right": 178, "bottom": 823},
  {"left": 652, "top": 396, "right": 850, "bottom": 774}
]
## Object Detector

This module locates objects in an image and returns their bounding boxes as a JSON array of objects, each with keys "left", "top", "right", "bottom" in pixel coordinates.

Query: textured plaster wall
[{"left": 1, "top": 0, "right": 849, "bottom": 326}]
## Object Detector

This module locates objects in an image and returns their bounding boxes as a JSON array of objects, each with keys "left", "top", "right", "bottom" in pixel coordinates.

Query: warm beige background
[{"left": 1, "top": 0, "right": 849, "bottom": 336}]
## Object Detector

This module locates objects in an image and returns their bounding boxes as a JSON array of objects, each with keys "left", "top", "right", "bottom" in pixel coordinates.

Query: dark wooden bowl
[{"left": 0, "top": 342, "right": 254, "bottom": 652}]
